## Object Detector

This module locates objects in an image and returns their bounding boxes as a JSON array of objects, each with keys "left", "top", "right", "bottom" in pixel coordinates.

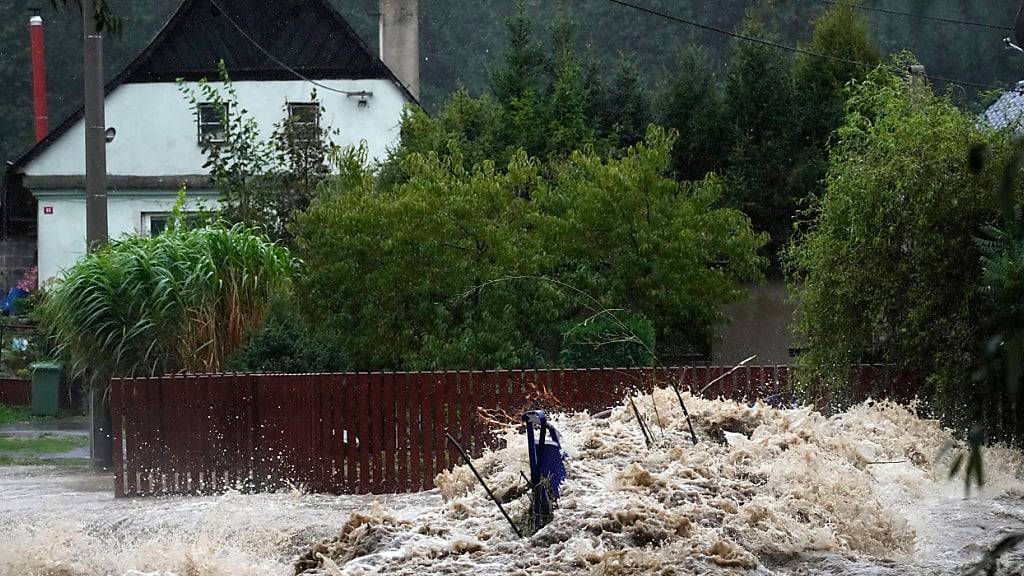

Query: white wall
[
  {"left": 35, "top": 190, "right": 220, "bottom": 284},
  {"left": 25, "top": 78, "right": 407, "bottom": 177}
]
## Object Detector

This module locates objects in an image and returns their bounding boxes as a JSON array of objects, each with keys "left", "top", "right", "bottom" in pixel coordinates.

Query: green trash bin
[{"left": 30, "top": 362, "right": 62, "bottom": 417}]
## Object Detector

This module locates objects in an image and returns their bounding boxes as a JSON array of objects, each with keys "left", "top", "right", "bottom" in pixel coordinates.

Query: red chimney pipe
[{"left": 30, "top": 12, "right": 49, "bottom": 142}]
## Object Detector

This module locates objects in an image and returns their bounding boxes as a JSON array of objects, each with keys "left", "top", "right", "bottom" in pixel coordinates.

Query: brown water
[
  {"left": 0, "top": 466, "right": 437, "bottom": 576},
  {"left": 302, "top": 392, "right": 1024, "bottom": 575},
  {"left": 2, "top": 393, "right": 1023, "bottom": 576}
]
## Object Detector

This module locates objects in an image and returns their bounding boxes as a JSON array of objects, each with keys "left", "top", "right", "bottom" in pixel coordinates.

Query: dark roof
[{"left": 11, "top": 0, "right": 416, "bottom": 172}]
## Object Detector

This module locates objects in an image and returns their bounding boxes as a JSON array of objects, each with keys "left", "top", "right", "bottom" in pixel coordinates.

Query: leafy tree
[
  {"left": 793, "top": 5, "right": 881, "bottom": 154},
  {"left": 545, "top": 17, "right": 595, "bottom": 158},
  {"left": 655, "top": 47, "right": 730, "bottom": 181},
  {"left": 179, "top": 65, "right": 339, "bottom": 244},
  {"left": 787, "top": 68, "right": 1016, "bottom": 408},
  {"left": 724, "top": 15, "right": 800, "bottom": 265},
  {"left": 298, "top": 128, "right": 765, "bottom": 370},
  {"left": 538, "top": 126, "right": 766, "bottom": 357},
  {"left": 489, "top": 0, "right": 549, "bottom": 106},
  {"left": 40, "top": 221, "right": 293, "bottom": 384},
  {"left": 297, "top": 147, "right": 562, "bottom": 371}
]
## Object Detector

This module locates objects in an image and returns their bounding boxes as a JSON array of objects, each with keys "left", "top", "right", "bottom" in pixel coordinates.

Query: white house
[{"left": 5, "top": 0, "right": 418, "bottom": 284}]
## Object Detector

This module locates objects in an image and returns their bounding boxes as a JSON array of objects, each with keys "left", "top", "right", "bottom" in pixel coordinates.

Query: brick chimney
[
  {"left": 379, "top": 0, "right": 420, "bottom": 100},
  {"left": 29, "top": 11, "right": 49, "bottom": 142}
]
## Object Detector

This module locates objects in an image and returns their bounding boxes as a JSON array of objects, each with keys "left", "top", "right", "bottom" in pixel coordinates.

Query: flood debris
[{"left": 296, "top": 388, "right": 1024, "bottom": 575}]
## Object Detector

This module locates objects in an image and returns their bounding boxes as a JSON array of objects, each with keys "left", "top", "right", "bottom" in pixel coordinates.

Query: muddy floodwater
[{"left": 2, "top": 393, "right": 1024, "bottom": 576}]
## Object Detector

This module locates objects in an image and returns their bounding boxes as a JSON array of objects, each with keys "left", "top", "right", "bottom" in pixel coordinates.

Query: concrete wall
[
  {"left": 380, "top": 0, "right": 420, "bottom": 100},
  {"left": 713, "top": 280, "right": 796, "bottom": 365},
  {"left": 25, "top": 78, "right": 408, "bottom": 178},
  {"left": 34, "top": 190, "right": 219, "bottom": 283}
]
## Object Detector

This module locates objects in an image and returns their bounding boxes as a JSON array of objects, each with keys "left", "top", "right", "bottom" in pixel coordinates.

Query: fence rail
[{"left": 110, "top": 365, "right": 911, "bottom": 498}]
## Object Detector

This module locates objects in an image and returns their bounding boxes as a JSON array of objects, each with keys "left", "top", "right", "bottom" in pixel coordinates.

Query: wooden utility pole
[{"left": 82, "top": 0, "right": 112, "bottom": 470}]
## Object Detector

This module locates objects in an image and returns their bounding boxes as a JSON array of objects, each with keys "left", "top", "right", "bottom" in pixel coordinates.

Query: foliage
[
  {"left": 40, "top": 223, "right": 293, "bottom": 385},
  {"left": 226, "top": 298, "right": 350, "bottom": 374},
  {"left": 559, "top": 313, "right": 655, "bottom": 369},
  {"left": 297, "top": 147, "right": 562, "bottom": 371},
  {"left": 179, "top": 64, "right": 339, "bottom": 244},
  {"left": 537, "top": 127, "right": 766, "bottom": 356},
  {"left": 655, "top": 47, "right": 730, "bottom": 181},
  {"left": 297, "top": 128, "right": 764, "bottom": 370},
  {"left": 791, "top": 4, "right": 881, "bottom": 216},
  {"left": 0, "top": 405, "right": 29, "bottom": 426},
  {"left": 787, "top": 67, "right": 1016, "bottom": 409},
  {"left": 590, "top": 55, "right": 652, "bottom": 151},
  {"left": 723, "top": 15, "right": 801, "bottom": 265},
  {"left": 383, "top": 4, "right": 640, "bottom": 182},
  {"left": 0, "top": 434, "right": 87, "bottom": 454}
]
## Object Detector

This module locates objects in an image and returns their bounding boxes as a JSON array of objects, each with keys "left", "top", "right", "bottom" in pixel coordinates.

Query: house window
[
  {"left": 197, "top": 102, "right": 229, "bottom": 144},
  {"left": 143, "top": 212, "right": 202, "bottom": 236},
  {"left": 286, "top": 102, "right": 320, "bottom": 143}
]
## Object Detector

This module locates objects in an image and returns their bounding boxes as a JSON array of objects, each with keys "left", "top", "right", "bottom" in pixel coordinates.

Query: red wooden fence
[
  {"left": 110, "top": 365, "right": 912, "bottom": 498},
  {"left": 0, "top": 378, "right": 30, "bottom": 406}
]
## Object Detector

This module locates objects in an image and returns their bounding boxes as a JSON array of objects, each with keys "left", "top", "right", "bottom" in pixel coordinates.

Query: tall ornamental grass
[{"left": 41, "top": 224, "right": 293, "bottom": 384}]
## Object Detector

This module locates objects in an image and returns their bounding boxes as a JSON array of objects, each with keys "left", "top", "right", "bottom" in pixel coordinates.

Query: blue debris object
[
  {"left": 522, "top": 410, "right": 567, "bottom": 530},
  {"left": 2, "top": 288, "right": 28, "bottom": 316}
]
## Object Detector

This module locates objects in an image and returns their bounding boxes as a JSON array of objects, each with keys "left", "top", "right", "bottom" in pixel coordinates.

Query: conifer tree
[
  {"left": 656, "top": 47, "right": 730, "bottom": 181},
  {"left": 725, "top": 15, "right": 800, "bottom": 266}
]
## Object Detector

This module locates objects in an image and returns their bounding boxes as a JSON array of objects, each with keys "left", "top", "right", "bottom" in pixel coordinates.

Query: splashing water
[
  {"left": 299, "top": 391, "right": 1024, "bottom": 575},
  {"left": 0, "top": 467, "right": 437, "bottom": 576},
  {"left": 3, "top": 392, "right": 1024, "bottom": 576}
]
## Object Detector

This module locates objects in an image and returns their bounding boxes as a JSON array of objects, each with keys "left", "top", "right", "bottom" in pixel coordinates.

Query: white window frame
[{"left": 197, "top": 102, "right": 229, "bottom": 144}]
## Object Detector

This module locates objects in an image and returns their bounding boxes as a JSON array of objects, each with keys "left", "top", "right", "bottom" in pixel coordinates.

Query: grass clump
[
  {"left": 0, "top": 434, "right": 88, "bottom": 454},
  {"left": 0, "top": 405, "right": 30, "bottom": 426}
]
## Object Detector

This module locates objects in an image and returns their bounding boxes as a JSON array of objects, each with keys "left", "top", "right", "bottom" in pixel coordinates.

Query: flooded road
[
  {"left": 0, "top": 466, "right": 438, "bottom": 576},
  {"left": 2, "top": 396, "right": 1023, "bottom": 576}
]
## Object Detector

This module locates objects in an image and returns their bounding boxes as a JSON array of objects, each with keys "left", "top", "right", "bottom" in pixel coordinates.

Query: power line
[
  {"left": 207, "top": 0, "right": 372, "bottom": 98},
  {"left": 810, "top": 0, "right": 1013, "bottom": 32},
  {"left": 603, "top": 0, "right": 1012, "bottom": 92}
]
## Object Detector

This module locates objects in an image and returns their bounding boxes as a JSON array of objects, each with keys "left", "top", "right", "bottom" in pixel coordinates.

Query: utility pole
[
  {"left": 82, "top": 0, "right": 111, "bottom": 470},
  {"left": 83, "top": 0, "right": 107, "bottom": 250}
]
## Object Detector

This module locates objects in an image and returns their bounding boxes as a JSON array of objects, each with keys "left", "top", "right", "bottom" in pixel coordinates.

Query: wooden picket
[{"left": 110, "top": 365, "right": 912, "bottom": 497}]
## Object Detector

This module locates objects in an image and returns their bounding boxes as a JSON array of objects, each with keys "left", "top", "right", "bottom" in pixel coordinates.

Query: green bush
[
  {"left": 40, "top": 223, "right": 293, "bottom": 384},
  {"left": 226, "top": 299, "right": 349, "bottom": 374},
  {"left": 786, "top": 66, "right": 1018, "bottom": 408},
  {"left": 296, "top": 128, "right": 764, "bottom": 371},
  {"left": 559, "top": 314, "right": 655, "bottom": 368}
]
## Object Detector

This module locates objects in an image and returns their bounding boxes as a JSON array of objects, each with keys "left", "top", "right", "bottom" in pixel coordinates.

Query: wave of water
[{"left": 3, "top": 392, "right": 1023, "bottom": 576}]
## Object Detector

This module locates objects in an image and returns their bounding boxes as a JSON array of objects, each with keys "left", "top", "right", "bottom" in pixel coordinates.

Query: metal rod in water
[{"left": 446, "top": 432, "right": 523, "bottom": 538}]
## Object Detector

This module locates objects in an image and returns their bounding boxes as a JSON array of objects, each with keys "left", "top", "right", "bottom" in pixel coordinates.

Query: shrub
[
  {"left": 41, "top": 223, "right": 293, "bottom": 384},
  {"left": 226, "top": 298, "right": 349, "bottom": 374},
  {"left": 559, "top": 313, "right": 655, "bottom": 368}
]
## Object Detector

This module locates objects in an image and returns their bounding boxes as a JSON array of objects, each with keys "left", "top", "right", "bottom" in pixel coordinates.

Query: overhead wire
[
  {"left": 603, "top": 0, "right": 1015, "bottom": 92},
  {"left": 809, "top": 0, "right": 1013, "bottom": 32},
  {"left": 207, "top": 0, "right": 373, "bottom": 98}
]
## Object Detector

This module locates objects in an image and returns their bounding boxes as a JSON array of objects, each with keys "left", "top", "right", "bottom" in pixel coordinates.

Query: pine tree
[
  {"left": 656, "top": 47, "right": 730, "bottom": 181},
  {"left": 724, "top": 15, "right": 800, "bottom": 267},
  {"left": 489, "top": 0, "right": 549, "bottom": 106},
  {"left": 594, "top": 55, "right": 652, "bottom": 150}
]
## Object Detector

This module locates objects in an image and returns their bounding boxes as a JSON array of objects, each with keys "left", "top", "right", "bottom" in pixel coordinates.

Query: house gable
[
  {"left": 11, "top": 0, "right": 416, "bottom": 174},
  {"left": 125, "top": 0, "right": 394, "bottom": 83}
]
